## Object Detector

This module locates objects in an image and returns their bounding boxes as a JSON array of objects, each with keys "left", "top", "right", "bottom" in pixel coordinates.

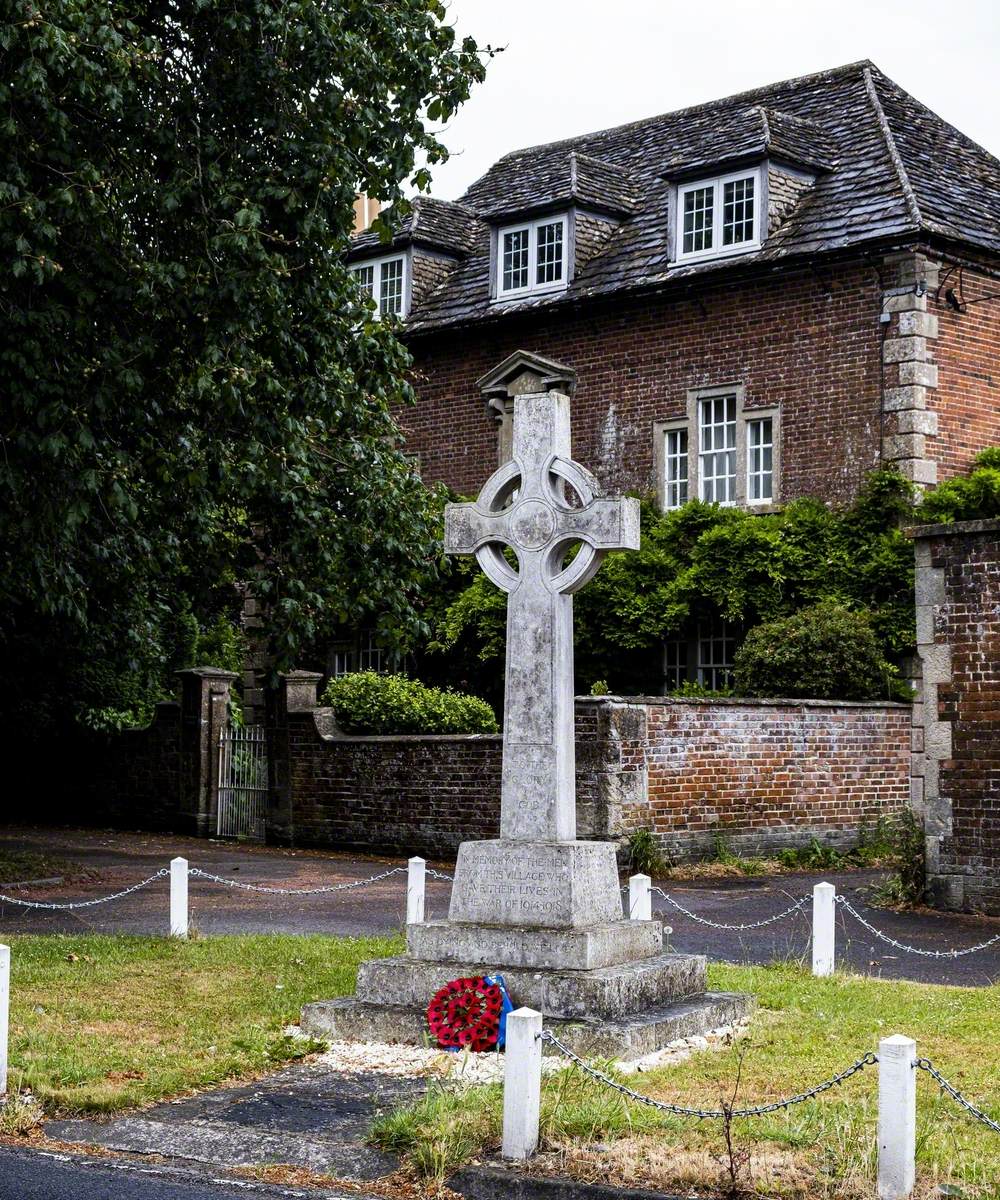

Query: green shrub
[
  {"left": 321, "top": 672, "right": 498, "bottom": 735},
  {"left": 625, "top": 829, "right": 670, "bottom": 878},
  {"left": 733, "top": 602, "right": 899, "bottom": 701},
  {"left": 913, "top": 447, "right": 1000, "bottom": 525}
]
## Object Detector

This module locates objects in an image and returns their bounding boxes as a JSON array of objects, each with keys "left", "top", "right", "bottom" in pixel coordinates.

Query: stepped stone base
[
  {"left": 355, "top": 951, "right": 705, "bottom": 1020},
  {"left": 407, "top": 918, "right": 664, "bottom": 972},
  {"left": 301, "top": 992, "right": 754, "bottom": 1061}
]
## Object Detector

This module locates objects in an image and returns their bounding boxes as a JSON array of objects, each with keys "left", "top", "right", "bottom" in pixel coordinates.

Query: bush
[
  {"left": 733, "top": 603, "right": 899, "bottom": 701},
  {"left": 913, "top": 447, "right": 1000, "bottom": 525},
  {"left": 321, "top": 672, "right": 498, "bottom": 735}
]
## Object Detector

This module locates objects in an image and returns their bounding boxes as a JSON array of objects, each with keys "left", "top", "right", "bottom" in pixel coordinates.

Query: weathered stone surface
[
  {"left": 444, "top": 384, "right": 639, "bottom": 843},
  {"left": 302, "top": 992, "right": 754, "bottom": 1060},
  {"left": 407, "top": 918, "right": 663, "bottom": 971},
  {"left": 351, "top": 952, "right": 704, "bottom": 1021},
  {"left": 447, "top": 839, "right": 623, "bottom": 929}
]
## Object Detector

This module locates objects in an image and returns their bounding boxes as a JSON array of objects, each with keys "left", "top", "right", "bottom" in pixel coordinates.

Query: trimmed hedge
[
  {"left": 733, "top": 602, "right": 899, "bottom": 702},
  {"left": 322, "top": 672, "right": 498, "bottom": 735}
]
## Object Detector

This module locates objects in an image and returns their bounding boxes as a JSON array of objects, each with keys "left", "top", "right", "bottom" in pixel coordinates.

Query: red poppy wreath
[{"left": 426, "top": 975, "right": 504, "bottom": 1052}]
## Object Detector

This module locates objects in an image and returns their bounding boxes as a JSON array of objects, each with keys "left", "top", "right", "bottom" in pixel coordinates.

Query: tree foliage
[
  {"left": 423, "top": 471, "right": 917, "bottom": 701},
  {"left": 913, "top": 448, "right": 1000, "bottom": 525},
  {"left": 0, "top": 0, "right": 486, "bottom": 730}
]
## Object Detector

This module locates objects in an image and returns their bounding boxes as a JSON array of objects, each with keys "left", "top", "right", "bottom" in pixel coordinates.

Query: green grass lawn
[
  {"left": 375, "top": 963, "right": 1000, "bottom": 1199},
  {"left": 0, "top": 849, "right": 78, "bottom": 885},
  {"left": 4, "top": 932, "right": 402, "bottom": 1113},
  {"left": 3, "top": 937, "right": 998, "bottom": 1197}
]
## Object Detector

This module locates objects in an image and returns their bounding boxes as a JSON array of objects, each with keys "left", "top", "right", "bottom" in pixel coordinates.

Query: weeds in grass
[
  {"left": 710, "top": 835, "right": 767, "bottom": 876},
  {"left": 0, "top": 1088, "right": 44, "bottom": 1136},
  {"left": 625, "top": 829, "right": 671, "bottom": 879}
]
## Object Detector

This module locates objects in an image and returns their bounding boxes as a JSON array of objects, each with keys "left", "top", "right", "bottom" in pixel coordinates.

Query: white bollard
[
  {"left": 406, "top": 857, "right": 426, "bottom": 925},
  {"left": 0, "top": 944, "right": 8, "bottom": 1097},
  {"left": 628, "top": 873, "right": 652, "bottom": 921},
  {"left": 812, "top": 881, "right": 836, "bottom": 976},
  {"left": 502, "top": 1007, "right": 543, "bottom": 1160},
  {"left": 170, "top": 857, "right": 189, "bottom": 939},
  {"left": 878, "top": 1035, "right": 917, "bottom": 1200}
]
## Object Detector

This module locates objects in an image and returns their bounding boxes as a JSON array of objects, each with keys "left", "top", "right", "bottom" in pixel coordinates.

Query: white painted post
[
  {"left": 0, "top": 944, "right": 9, "bottom": 1097},
  {"left": 878, "top": 1035, "right": 917, "bottom": 1200},
  {"left": 502, "top": 1007, "right": 543, "bottom": 1160},
  {"left": 628, "top": 873, "right": 652, "bottom": 921},
  {"left": 406, "top": 856, "right": 426, "bottom": 925},
  {"left": 170, "top": 857, "right": 189, "bottom": 939},
  {"left": 812, "top": 882, "right": 836, "bottom": 976}
]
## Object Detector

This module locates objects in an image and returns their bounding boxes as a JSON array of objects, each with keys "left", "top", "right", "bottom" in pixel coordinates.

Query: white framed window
[
  {"left": 663, "top": 639, "right": 688, "bottom": 690},
  {"left": 698, "top": 393, "right": 737, "bottom": 505},
  {"left": 350, "top": 253, "right": 408, "bottom": 317},
  {"left": 663, "top": 426, "right": 689, "bottom": 510},
  {"left": 676, "top": 169, "right": 761, "bottom": 263},
  {"left": 496, "top": 215, "right": 568, "bottom": 298},
  {"left": 747, "top": 415, "right": 774, "bottom": 504},
  {"left": 697, "top": 619, "right": 736, "bottom": 691},
  {"left": 358, "top": 631, "right": 385, "bottom": 673}
]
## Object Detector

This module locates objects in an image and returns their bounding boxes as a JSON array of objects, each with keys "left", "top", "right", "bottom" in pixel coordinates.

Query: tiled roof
[
  {"left": 349, "top": 195, "right": 484, "bottom": 259},
  {"left": 364, "top": 61, "right": 1000, "bottom": 333}
]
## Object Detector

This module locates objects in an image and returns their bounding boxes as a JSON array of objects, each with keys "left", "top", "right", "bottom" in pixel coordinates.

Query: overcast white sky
[{"left": 425, "top": 0, "right": 1000, "bottom": 201}]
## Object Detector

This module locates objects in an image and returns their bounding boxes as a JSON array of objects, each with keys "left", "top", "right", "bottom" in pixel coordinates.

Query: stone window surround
[
  {"left": 653, "top": 385, "right": 781, "bottom": 511},
  {"left": 349, "top": 248, "right": 411, "bottom": 318}
]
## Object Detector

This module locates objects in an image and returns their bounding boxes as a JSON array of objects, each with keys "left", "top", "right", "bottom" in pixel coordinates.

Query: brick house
[{"left": 342, "top": 60, "right": 1000, "bottom": 688}]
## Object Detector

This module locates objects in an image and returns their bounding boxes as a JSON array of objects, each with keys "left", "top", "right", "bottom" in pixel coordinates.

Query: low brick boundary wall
[
  {"left": 269, "top": 674, "right": 911, "bottom": 860},
  {"left": 911, "top": 519, "right": 1000, "bottom": 914},
  {"left": 585, "top": 696, "right": 912, "bottom": 860}
]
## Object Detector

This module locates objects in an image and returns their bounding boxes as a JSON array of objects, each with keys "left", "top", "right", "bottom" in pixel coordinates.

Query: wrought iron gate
[{"left": 216, "top": 725, "right": 268, "bottom": 840}]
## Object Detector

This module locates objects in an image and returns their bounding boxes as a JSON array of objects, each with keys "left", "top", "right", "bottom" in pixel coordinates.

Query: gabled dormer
[
  {"left": 346, "top": 196, "right": 483, "bottom": 319},
  {"left": 664, "top": 106, "right": 835, "bottom": 266},
  {"left": 480, "top": 151, "right": 636, "bottom": 303}
]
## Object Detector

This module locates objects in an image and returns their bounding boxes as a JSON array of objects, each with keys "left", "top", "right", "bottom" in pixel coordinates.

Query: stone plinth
[
  {"left": 447, "top": 839, "right": 622, "bottom": 928},
  {"left": 407, "top": 918, "right": 662, "bottom": 971}
]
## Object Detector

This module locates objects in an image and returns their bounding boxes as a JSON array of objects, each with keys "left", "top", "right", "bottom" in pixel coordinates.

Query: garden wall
[
  {"left": 268, "top": 674, "right": 911, "bottom": 860},
  {"left": 911, "top": 518, "right": 1000, "bottom": 914}
]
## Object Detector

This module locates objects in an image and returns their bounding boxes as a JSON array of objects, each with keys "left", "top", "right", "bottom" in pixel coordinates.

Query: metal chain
[
  {"left": 836, "top": 896, "right": 1000, "bottom": 958},
  {"left": 0, "top": 869, "right": 169, "bottom": 910},
  {"left": 425, "top": 868, "right": 455, "bottom": 882},
  {"left": 652, "top": 887, "right": 810, "bottom": 931},
  {"left": 187, "top": 865, "right": 407, "bottom": 895},
  {"left": 538, "top": 1030, "right": 876, "bottom": 1119},
  {"left": 916, "top": 1058, "right": 1000, "bottom": 1134}
]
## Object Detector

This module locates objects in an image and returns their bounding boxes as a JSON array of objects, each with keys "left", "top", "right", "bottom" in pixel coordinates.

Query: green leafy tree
[
  {"left": 0, "top": 1, "right": 487, "bottom": 731},
  {"left": 913, "top": 447, "right": 1000, "bottom": 524}
]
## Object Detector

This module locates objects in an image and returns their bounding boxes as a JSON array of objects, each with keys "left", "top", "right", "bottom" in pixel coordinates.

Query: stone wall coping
[
  {"left": 907, "top": 517, "right": 1000, "bottom": 540},
  {"left": 578, "top": 695, "right": 910, "bottom": 710}
]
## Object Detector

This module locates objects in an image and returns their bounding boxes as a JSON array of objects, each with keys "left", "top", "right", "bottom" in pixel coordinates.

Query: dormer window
[
  {"left": 351, "top": 253, "right": 408, "bottom": 317},
  {"left": 675, "top": 169, "right": 761, "bottom": 263},
  {"left": 496, "top": 215, "right": 568, "bottom": 299}
]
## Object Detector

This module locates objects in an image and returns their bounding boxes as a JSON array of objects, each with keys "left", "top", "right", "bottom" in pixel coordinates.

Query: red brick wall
[
  {"left": 403, "top": 261, "right": 884, "bottom": 504},
  {"left": 916, "top": 521, "right": 1000, "bottom": 914},
  {"left": 930, "top": 267, "right": 1000, "bottom": 480},
  {"left": 268, "top": 696, "right": 910, "bottom": 860}
]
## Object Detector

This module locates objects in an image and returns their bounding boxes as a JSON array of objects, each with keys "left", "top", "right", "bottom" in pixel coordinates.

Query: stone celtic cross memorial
[{"left": 303, "top": 351, "right": 751, "bottom": 1057}]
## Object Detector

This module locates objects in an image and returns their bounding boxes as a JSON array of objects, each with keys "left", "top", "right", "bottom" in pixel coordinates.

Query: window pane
[
  {"left": 682, "top": 186, "right": 714, "bottom": 254},
  {"left": 502, "top": 228, "right": 530, "bottom": 291},
  {"left": 699, "top": 395, "right": 737, "bottom": 503},
  {"left": 664, "top": 427, "right": 689, "bottom": 509},
  {"left": 536, "top": 221, "right": 564, "bottom": 285},
  {"left": 697, "top": 619, "right": 736, "bottom": 690},
  {"left": 748, "top": 416, "right": 774, "bottom": 502},
  {"left": 359, "top": 631, "right": 384, "bottom": 673},
  {"left": 379, "top": 258, "right": 404, "bottom": 315},
  {"left": 353, "top": 264, "right": 375, "bottom": 301},
  {"left": 663, "top": 639, "right": 688, "bottom": 690},
  {"left": 722, "top": 176, "right": 755, "bottom": 246}
]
